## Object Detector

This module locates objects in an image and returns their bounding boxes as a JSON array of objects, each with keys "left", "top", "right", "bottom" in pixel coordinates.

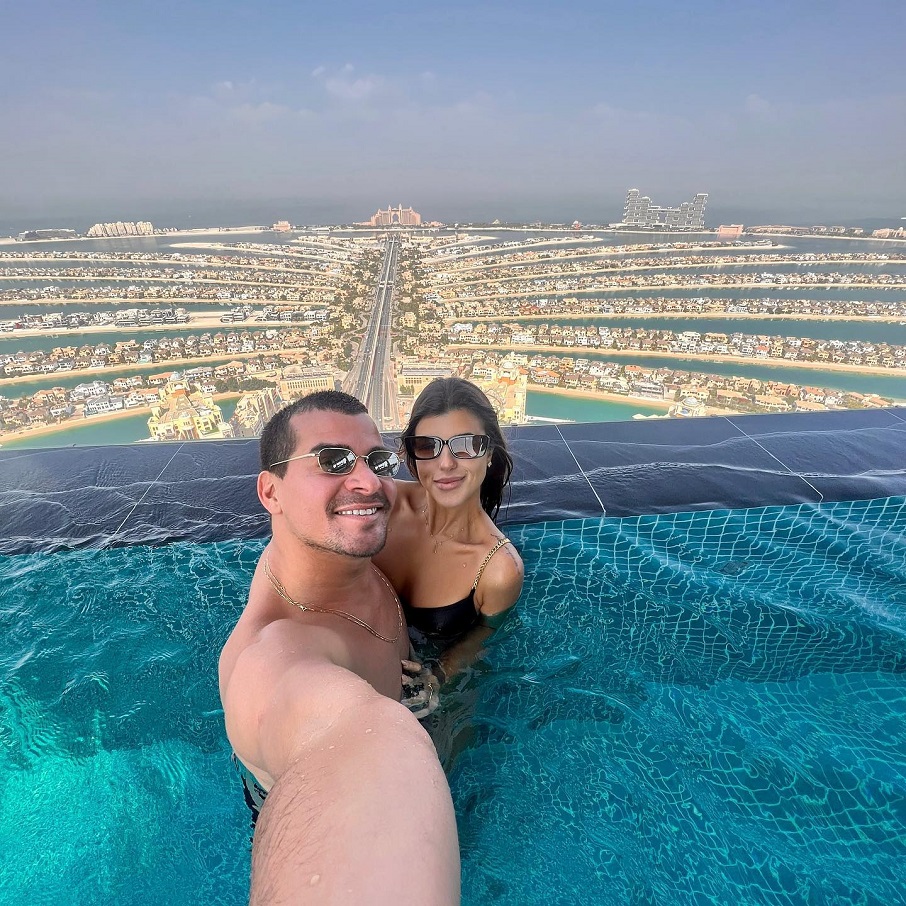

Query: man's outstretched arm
[{"left": 227, "top": 647, "right": 460, "bottom": 906}]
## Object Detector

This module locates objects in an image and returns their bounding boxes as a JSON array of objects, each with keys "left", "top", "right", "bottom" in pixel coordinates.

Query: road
[{"left": 342, "top": 236, "right": 401, "bottom": 429}]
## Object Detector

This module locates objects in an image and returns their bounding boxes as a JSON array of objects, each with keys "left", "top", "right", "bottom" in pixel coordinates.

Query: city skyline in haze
[{"left": 2, "top": 1, "right": 904, "bottom": 228}]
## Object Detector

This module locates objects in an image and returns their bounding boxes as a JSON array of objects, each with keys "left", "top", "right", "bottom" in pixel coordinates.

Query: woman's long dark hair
[{"left": 400, "top": 378, "right": 513, "bottom": 520}]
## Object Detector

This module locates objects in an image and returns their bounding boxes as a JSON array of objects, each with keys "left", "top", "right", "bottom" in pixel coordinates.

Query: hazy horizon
[
  {"left": 3, "top": 1, "right": 904, "bottom": 229},
  {"left": 2, "top": 198, "right": 905, "bottom": 238}
]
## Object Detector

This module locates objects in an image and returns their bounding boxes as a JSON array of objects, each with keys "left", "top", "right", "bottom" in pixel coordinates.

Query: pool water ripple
[{"left": 0, "top": 498, "right": 904, "bottom": 903}]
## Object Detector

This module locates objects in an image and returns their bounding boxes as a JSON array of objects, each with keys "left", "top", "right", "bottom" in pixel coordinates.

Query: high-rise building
[
  {"left": 16, "top": 228, "right": 79, "bottom": 241},
  {"left": 622, "top": 189, "right": 708, "bottom": 230},
  {"left": 229, "top": 386, "right": 284, "bottom": 437},
  {"left": 86, "top": 221, "right": 154, "bottom": 237}
]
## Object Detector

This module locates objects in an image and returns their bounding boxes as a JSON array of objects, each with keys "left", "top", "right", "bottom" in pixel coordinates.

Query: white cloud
[{"left": 311, "top": 64, "right": 387, "bottom": 102}]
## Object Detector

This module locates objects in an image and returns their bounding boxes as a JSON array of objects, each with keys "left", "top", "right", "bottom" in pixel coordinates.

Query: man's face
[{"left": 266, "top": 410, "right": 397, "bottom": 558}]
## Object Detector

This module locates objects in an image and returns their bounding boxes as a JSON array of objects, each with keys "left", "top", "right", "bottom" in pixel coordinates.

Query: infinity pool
[{"left": 1, "top": 496, "right": 904, "bottom": 904}]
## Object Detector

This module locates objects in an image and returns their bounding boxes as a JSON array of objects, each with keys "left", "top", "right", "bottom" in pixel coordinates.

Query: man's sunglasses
[
  {"left": 270, "top": 447, "right": 400, "bottom": 477},
  {"left": 403, "top": 433, "right": 490, "bottom": 461}
]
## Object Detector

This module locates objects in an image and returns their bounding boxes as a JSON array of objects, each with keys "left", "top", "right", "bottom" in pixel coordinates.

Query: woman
[{"left": 375, "top": 378, "right": 524, "bottom": 687}]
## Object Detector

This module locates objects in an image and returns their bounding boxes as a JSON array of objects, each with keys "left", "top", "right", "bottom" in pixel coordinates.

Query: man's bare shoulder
[
  {"left": 222, "top": 616, "right": 376, "bottom": 781},
  {"left": 392, "top": 478, "right": 425, "bottom": 513}
]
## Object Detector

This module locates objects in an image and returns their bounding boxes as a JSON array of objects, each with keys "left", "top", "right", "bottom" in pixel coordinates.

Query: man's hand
[{"left": 401, "top": 659, "right": 441, "bottom": 719}]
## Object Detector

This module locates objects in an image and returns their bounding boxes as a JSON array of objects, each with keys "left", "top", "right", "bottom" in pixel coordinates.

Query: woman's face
[{"left": 410, "top": 409, "right": 490, "bottom": 509}]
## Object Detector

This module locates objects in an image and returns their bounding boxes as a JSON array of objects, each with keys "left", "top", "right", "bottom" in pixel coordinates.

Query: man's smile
[{"left": 334, "top": 506, "right": 381, "bottom": 517}]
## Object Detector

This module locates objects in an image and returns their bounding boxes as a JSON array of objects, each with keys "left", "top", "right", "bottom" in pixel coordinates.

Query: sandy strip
[
  {"left": 0, "top": 315, "right": 300, "bottom": 339},
  {"left": 447, "top": 343, "right": 906, "bottom": 381},
  {"left": 444, "top": 257, "right": 906, "bottom": 287},
  {"left": 746, "top": 232, "right": 906, "bottom": 244},
  {"left": 439, "top": 282, "right": 906, "bottom": 306},
  {"left": 441, "top": 243, "right": 780, "bottom": 268},
  {"left": 446, "top": 312, "right": 906, "bottom": 324},
  {"left": 0, "top": 349, "right": 310, "bottom": 388},
  {"left": 0, "top": 227, "right": 271, "bottom": 247}
]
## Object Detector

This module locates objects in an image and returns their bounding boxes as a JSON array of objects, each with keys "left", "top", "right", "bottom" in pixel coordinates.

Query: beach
[
  {"left": 0, "top": 348, "right": 309, "bottom": 390},
  {"left": 0, "top": 226, "right": 270, "bottom": 247},
  {"left": 0, "top": 392, "right": 241, "bottom": 446},
  {"left": 450, "top": 312, "right": 906, "bottom": 324},
  {"left": 448, "top": 342, "right": 906, "bottom": 380},
  {"left": 0, "top": 312, "right": 284, "bottom": 338},
  {"left": 449, "top": 282, "right": 906, "bottom": 306},
  {"left": 528, "top": 384, "right": 732, "bottom": 417}
]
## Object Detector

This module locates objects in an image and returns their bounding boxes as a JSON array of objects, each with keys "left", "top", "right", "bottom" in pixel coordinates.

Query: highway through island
[{"left": 342, "top": 235, "right": 401, "bottom": 429}]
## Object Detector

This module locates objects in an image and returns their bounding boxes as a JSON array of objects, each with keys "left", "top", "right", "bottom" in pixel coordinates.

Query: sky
[{"left": 2, "top": 1, "right": 904, "bottom": 228}]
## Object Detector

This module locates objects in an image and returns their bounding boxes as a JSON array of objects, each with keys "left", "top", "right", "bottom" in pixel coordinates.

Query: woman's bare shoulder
[
  {"left": 491, "top": 538, "right": 524, "bottom": 583},
  {"left": 476, "top": 537, "right": 524, "bottom": 616}
]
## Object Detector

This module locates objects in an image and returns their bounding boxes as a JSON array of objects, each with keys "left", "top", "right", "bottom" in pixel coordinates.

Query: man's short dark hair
[{"left": 260, "top": 390, "right": 368, "bottom": 475}]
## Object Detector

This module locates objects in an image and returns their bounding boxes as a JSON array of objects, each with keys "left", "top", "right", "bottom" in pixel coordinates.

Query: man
[{"left": 219, "top": 390, "right": 460, "bottom": 905}]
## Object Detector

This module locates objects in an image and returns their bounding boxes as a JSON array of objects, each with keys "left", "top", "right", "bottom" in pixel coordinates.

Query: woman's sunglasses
[
  {"left": 403, "top": 433, "right": 490, "bottom": 461},
  {"left": 270, "top": 447, "right": 401, "bottom": 477}
]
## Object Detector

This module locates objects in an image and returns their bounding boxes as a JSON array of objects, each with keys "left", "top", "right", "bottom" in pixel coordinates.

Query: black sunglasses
[
  {"left": 404, "top": 433, "right": 490, "bottom": 461},
  {"left": 270, "top": 447, "right": 400, "bottom": 477}
]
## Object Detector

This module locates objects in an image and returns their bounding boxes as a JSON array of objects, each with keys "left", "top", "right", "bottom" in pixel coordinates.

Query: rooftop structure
[
  {"left": 147, "top": 375, "right": 231, "bottom": 441},
  {"left": 396, "top": 358, "right": 455, "bottom": 396},
  {"left": 277, "top": 365, "right": 336, "bottom": 401}
]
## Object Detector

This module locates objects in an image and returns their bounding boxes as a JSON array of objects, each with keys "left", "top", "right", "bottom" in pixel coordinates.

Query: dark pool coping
[{"left": 1, "top": 407, "right": 905, "bottom": 556}]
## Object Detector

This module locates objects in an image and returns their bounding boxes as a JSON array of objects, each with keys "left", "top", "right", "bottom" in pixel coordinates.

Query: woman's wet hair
[
  {"left": 401, "top": 378, "right": 513, "bottom": 520},
  {"left": 261, "top": 390, "right": 367, "bottom": 476}
]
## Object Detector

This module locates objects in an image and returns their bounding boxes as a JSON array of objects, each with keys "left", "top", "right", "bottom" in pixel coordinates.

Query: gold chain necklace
[{"left": 263, "top": 554, "right": 403, "bottom": 644}]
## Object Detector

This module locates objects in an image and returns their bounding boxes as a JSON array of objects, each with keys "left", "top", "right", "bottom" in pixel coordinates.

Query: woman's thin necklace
[
  {"left": 422, "top": 504, "right": 470, "bottom": 554},
  {"left": 263, "top": 554, "right": 403, "bottom": 644}
]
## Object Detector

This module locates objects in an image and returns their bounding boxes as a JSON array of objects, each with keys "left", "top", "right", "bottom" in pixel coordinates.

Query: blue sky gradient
[{"left": 2, "top": 1, "right": 904, "bottom": 226}]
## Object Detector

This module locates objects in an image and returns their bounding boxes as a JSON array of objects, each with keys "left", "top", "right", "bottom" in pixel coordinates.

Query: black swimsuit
[{"left": 403, "top": 537, "right": 511, "bottom": 643}]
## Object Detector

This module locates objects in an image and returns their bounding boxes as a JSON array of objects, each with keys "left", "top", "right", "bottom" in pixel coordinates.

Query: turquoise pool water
[{"left": 1, "top": 497, "right": 904, "bottom": 904}]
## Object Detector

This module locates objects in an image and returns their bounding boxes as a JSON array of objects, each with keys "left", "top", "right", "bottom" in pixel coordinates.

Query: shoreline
[
  {"left": 448, "top": 342, "right": 906, "bottom": 380},
  {"left": 448, "top": 282, "right": 906, "bottom": 305},
  {"left": 0, "top": 391, "right": 241, "bottom": 446},
  {"left": 0, "top": 349, "right": 309, "bottom": 388},
  {"left": 0, "top": 226, "right": 270, "bottom": 247},
  {"left": 0, "top": 386, "right": 709, "bottom": 446},
  {"left": 0, "top": 314, "right": 293, "bottom": 339},
  {"left": 447, "top": 312, "right": 906, "bottom": 324},
  {"left": 449, "top": 256, "right": 906, "bottom": 286},
  {"left": 527, "top": 384, "right": 732, "bottom": 417}
]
